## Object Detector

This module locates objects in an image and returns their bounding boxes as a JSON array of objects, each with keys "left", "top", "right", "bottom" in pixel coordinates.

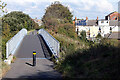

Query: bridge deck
[
  {"left": 2, "top": 31, "right": 62, "bottom": 79},
  {"left": 15, "top": 32, "right": 51, "bottom": 58}
]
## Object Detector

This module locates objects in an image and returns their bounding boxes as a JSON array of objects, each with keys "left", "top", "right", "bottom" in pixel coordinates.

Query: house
[
  {"left": 98, "top": 19, "right": 109, "bottom": 26},
  {"left": 32, "top": 18, "right": 42, "bottom": 26},
  {"left": 75, "top": 17, "right": 99, "bottom": 38},
  {"left": 105, "top": 11, "right": 118, "bottom": 20},
  {"left": 75, "top": 12, "right": 120, "bottom": 39}
]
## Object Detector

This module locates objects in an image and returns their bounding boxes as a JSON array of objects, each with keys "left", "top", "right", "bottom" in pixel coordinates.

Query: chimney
[
  {"left": 75, "top": 16, "right": 77, "bottom": 21},
  {"left": 97, "top": 16, "right": 98, "bottom": 20},
  {"left": 73, "top": 21, "right": 75, "bottom": 25},
  {"left": 86, "top": 16, "right": 88, "bottom": 20}
]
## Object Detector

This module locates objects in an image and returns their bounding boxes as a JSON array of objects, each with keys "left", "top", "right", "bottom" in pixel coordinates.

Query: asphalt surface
[
  {"left": 15, "top": 34, "right": 45, "bottom": 58},
  {"left": 15, "top": 31, "right": 51, "bottom": 58},
  {"left": 3, "top": 58, "right": 62, "bottom": 79},
  {"left": 3, "top": 31, "right": 62, "bottom": 79}
]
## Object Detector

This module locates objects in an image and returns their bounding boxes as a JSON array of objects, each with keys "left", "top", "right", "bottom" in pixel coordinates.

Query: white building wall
[
  {"left": 112, "top": 26, "right": 119, "bottom": 32},
  {"left": 98, "top": 20, "right": 109, "bottom": 26},
  {"left": 76, "top": 25, "right": 119, "bottom": 38},
  {"left": 99, "top": 26, "right": 119, "bottom": 37},
  {"left": 90, "top": 26, "right": 99, "bottom": 38},
  {"left": 100, "top": 26, "right": 110, "bottom": 37},
  {"left": 76, "top": 26, "right": 90, "bottom": 35}
]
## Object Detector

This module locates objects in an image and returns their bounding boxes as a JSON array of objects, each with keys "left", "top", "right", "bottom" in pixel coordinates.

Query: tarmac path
[{"left": 2, "top": 31, "right": 62, "bottom": 80}]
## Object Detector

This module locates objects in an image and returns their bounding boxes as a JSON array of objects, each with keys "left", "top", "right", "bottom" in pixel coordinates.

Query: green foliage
[
  {"left": 2, "top": 23, "right": 13, "bottom": 59},
  {"left": 39, "top": 25, "right": 45, "bottom": 29},
  {"left": 42, "top": 1, "right": 73, "bottom": 29},
  {"left": 0, "top": 0, "right": 7, "bottom": 15},
  {"left": 58, "top": 23, "right": 76, "bottom": 39},
  {"left": 55, "top": 39, "right": 120, "bottom": 78},
  {"left": 0, "top": 61, "right": 10, "bottom": 78},
  {"left": 2, "top": 11, "right": 39, "bottom": 31},
  {"left": 50, "top": 31, "right": 89, "bottom": 59},
  {"left": 1, "top": 11, "right": 39, "bottom": 59},
  {"left": 2, "top": 23, "right": 11, "bottom": 37},
  {"left": 80, "top": 30, "right": 86, "bottom": 41},
  {"left": 96, "top": 33, "right": 102, "bottom": 38},
  {"left": 24, "top": 21, "right": 28, "bottom": 29}
]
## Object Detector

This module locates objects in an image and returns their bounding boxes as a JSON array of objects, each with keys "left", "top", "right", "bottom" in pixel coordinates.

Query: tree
[
  {"left": 2, "top": 23, "right": 11, "bottom": 37},
  {"left": 42, "top": 1, "right": 73, "bottom": 29},
  {"left": 0, "top": 0, "right": 7, "bottom": 16},
  {"left": 2, "top": 11, "right": 38, "bottom": 31},
  {"left": 24, "top": 21, "right": 28, "bottom": 29},
  {"left": 1, "top": 11, "right": 39, "bottom": 59}
]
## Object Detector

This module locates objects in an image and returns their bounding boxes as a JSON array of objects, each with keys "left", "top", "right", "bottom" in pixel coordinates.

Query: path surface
[
  {"left": 3, "top": 31, "right": 62, "bottom": 79},
  {"left": 15, "top": 34, "right": 45, "bottom": 58},
  {"left": 3, "top": 59, "right": 61, "bottom": 79}
]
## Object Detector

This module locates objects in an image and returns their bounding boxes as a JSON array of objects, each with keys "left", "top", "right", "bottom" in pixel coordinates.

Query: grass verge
[{"left": 0, "top": 61, "right": 10, "bottom": 78}]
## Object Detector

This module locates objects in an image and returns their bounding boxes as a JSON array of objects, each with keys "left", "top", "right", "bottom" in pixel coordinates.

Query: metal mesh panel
[
  {"left": 38, "top": 29, "right": 60, "bottom": 58},
  {"left": 6, "top": 28, "right": 27, "bottom": 58}
]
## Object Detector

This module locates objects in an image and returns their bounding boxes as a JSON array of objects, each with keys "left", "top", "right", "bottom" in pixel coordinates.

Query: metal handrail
[
  {"left": 6, "top": 28, "right": 27, "bottom": 58},
  {"left": 38, "top": 29, "right": 60, "bottom": 59}
]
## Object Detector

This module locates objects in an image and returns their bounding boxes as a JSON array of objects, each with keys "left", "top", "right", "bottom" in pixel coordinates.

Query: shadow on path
[
  {"left": 37, "top": 34, "right": 52, "bottom": 59},
  {"left": 25, "top": 62, "right": 33, "bottom": 67}
]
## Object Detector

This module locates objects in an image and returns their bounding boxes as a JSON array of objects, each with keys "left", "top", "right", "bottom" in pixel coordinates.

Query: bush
[
  {"left": 80, "top": 30, "right": 86, "bottom": 41},
  {"left": 2, "top": 11, "right": 39, "bottom": 31},
  {"left": 96, "top": 33, "right": 102, "bottom": 38},
  {"left": 42, "top": 1, "right": 73, "bottom": 29},
  {"left": 55, "top": 39, "right": 120, "bottom": 78},
  {"left": 58, "top": 23, "right": 76, "bottom": 39}
]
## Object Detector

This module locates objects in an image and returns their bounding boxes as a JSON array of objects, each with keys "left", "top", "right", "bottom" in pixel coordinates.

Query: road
[{"left": 2, "top": 31, "right": 62, "bottom": 79}]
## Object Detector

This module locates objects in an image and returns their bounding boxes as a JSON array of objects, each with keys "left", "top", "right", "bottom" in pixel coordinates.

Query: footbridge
[
  {"left": 6, "top": 28, "right": 60, "bottom": 60},
  {"left": 3, "top": 28, "right": 61, "bottom": 79}
]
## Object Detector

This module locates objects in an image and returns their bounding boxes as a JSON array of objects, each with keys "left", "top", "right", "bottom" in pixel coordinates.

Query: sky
[{"left": 3, "top": 0, "right": 119, "bottom": 20}]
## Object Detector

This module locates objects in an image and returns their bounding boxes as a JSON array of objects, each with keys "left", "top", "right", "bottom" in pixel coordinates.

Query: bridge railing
[
  {"left": 6, "top": 28, "right": 27, "bottom": 58},
  {"left": 38, "top": 29, "right": 60, "bottom": 59}
]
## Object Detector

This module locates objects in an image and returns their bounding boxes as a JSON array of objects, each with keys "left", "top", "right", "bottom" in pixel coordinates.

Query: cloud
[
  {"left": 96, "top": 0, "right": 114, "bottom": 12},
  {"left": 2, "top": 0, "right": 117, "bottom": 19},
  {"left": 74, "top": 0, "right": 114, "bottom": 12}
]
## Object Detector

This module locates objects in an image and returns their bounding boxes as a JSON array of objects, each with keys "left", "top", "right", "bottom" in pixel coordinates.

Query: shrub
[
  {"left": 55, "top": 39, "right": 120, "bottom": 78},
  {"left": 2, "top": 11, "right": 39, "bottom": 31},
  {"left": 58, "top": 23, "right": 76, "bottom": 39},
  {"left": 42, "top": 1, "right": 73, "bottom": 29},
  {"left": 80, "top": 30, "right": 86, "bottom": 41},
  {"left": 96, "top": 33, "right": 102, "bottom": 38}
]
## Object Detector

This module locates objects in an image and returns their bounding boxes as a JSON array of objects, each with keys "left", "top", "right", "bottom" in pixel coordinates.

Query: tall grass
[
  {"left": 55, "top": 39, "right": 120, "bottom": 78},
  {"left": 0, "top": 61, "right": 10, "bottom": 78}
]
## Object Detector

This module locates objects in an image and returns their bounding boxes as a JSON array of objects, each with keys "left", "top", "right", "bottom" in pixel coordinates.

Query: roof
[
  {"left": 106, "top": 11, "right": 118, "bottom": 17},
  {"left": 86, "top": 20, "right": 97, "bottom": 26},
  {"left": 109, "top": 20, "right": 118, "bottom": 26},
  {"left": 76, "top": 20, "right": 86, "bottom": 26},
  {"left": 99, "top": 19, "right": 105, "bottom": 21}
]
